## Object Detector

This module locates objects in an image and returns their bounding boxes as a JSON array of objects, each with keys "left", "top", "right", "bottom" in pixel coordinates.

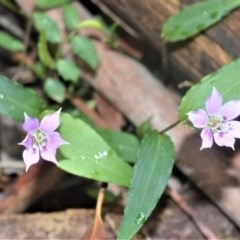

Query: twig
[
  {"left": 167, "top": 187, "right": 219, "bottom": 240},
  {"left": 66, "top": 92, "right": 110, "bottom": 129}
]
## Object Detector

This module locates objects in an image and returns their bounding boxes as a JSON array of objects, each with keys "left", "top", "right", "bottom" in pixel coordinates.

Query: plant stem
[{"left": 159, "top": 120, "right": 180, "bottom": 134}]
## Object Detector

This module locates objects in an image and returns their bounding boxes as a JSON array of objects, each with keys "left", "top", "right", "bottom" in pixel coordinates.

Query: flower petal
[
  {"left": 200, "top": 128, "right": 213, "bottom": 150},
  {"left": 23, "top": 148, "right": 40, "bottom": 171},
  {"left": 40, "top": 146, "right": 57, "bottom": 164},
  {"left": 219, "top": 100, "right": 240, "bottom": 120},
  {"left": 205, "top": 88, "right": 222, "bottom": 115},
  {"left": 213, "top": 131, "right": 235, "bottom": 149},
  {"left": 23, "top": 113, "right": 39, "bottom": 132},
  {"left": 187, "top": 109, "right": 208, "bottom": 128},
  {"left": 47, "top": 132, "right": 68, "bottom": 149},
  {"left": 226, "top": 121, "right": 240, "bottom": 138},
  {"left": 18, "top": 134, "right": 32, "bottom": 148},
  {"left": 40, "top": 109, "right": 61, "bottom": 133}
]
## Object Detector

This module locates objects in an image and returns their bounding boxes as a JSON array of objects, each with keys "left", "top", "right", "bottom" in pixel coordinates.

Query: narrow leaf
[
  {"left": 33, "top": 12, "right": 61, "bottom": 43},
  {"left": 118, "top": 131, "right": 174, "bottom": 239},
  {"left": 162, "top": 0, "right": 240, "bottom": 42},
  {"left": 179, "top": 57, "right": 240, "bottom": 122},
  {"left": 37, "top": 34, "right": 56, "bottom": 69},
  {"left": 77, "top": 19, "right": 104, "bottom": 31},
  {"left": 0, "top": 75, "right": 44, "bottom": 121},
  {"left": 43, "top": 78, "right": 65, "bottom": 103},
  {"left": 0, "top": 31, "right": 24, "bottom": 52},
  {"left": 71, "top": 36, "right": 99, "bottom": 70},
  {"left": 36, "top": 0, "right": 69, "bottom": 9},
  {"left": 58, "top": 114, "right": 133, "bottom": 187},
  {"left": 63, "top": 4, "right": 80, "bottom": 29},
  {"left": 57, "top": 59, "right": 80, "bottom": 82}
]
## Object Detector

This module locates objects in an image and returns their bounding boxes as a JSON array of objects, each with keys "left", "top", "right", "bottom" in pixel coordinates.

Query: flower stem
[{"left": 159, "top": 120, "right": 180, "bottom": 134}]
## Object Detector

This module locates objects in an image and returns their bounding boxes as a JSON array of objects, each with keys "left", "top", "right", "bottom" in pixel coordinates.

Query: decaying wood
[{"left": 90, "top": 0, "right": 239, "bottom": 82}]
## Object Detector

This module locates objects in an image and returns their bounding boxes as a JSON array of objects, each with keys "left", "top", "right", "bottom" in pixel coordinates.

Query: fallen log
[{"left": 90, "top": 0, "right": 239, "bottom": 82}]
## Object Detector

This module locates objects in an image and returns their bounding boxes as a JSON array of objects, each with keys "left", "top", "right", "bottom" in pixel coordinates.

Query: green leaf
[
  {"left": 71, "top": 36, "right": 99, "bottom": 70},
  {"left": 162, "top": 0, "right": 240, "bottom": 42},
  {"left": 118, "top": 131, "right": 174, "bottom": 239},
  {"left": 179, "top": 58, "right": 240, "bottom": 122},
  {"left": 58, "top": 114, "right": 133, "bottom": 187},
  {"left": 33, "top": 12, "right": 61, "bottom": 43},
  {"left": 97, "top": 129, "right": 140, "bottom": 163},
  {"left": 77, "top": 19, "right": 104, "bottom": 31},
  {"left": 136, "top": 117, "right": 152, "bottom": 138},
  {"left": 30, "top": 62, "right": 46, "bottom": 79},
  {"left": 0, "top": 75, "right": 44, "bottom": 121},
  {"left": 63, "top": 4, "right": 80, "bottom": 29},
  {"left": 37, "top": 34, "right": 56, "bottom": 69},
  {"left": 0, "top": 31, "right": 24, "bottom": 52},
  {"left": 36, "top": 0, "right": 69, "bottom": 9},
  {"left": 43, "top": 78, "right": 65, "bottom": 103},
  {"left": 57, "top": 59, "right": 80, "bottom": 82}
]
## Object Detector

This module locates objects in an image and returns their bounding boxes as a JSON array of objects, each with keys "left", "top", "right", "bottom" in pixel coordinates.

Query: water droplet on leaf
[
  {"left": 0, "top": 94, "right": 4, "bottom": 99},
  {"left": 210, "top": 12, "right": 218, "bottom": 19},
  {"left": 118, "top": 144, "right": 124, "bottom": 150},
  {"left": 80, "top": 155, "right": 86, "bottom": 160},
  {"left": 94, "top": 150, "right": 109, "bottom": 162},
  {"left": 135, "top": 212, "right": 146, "bottom": 225},
  {"left": 91, "top": 169, "right": 100, "bottom": 178},
  {"left": 203, "top": 11, "right": 209, "bottom": 16},
  {"left": 196, "top": 24, "right": 206, "bottom": 31}
]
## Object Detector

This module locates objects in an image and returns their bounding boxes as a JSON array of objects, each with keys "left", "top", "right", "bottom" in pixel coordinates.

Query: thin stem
[{"left": 159, "top": 120, "right": 181, "bottom": 134}]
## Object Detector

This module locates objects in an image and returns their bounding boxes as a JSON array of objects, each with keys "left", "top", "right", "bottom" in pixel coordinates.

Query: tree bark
[{"left": 91, "top": 0, "right": 240, "bottom": 82}]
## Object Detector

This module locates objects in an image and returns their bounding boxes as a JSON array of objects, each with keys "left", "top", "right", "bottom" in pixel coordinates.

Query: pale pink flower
[
  {"left": 19, "top": 109, "right": 68, "bottom": 171},
  {"left": 187, "top": 88, "right": 240, "bottom": 150}
]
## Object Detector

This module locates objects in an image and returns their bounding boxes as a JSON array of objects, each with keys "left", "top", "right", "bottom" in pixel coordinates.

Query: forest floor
[{"left": 0, "top": 1, "right": 240, "bottom": 239}]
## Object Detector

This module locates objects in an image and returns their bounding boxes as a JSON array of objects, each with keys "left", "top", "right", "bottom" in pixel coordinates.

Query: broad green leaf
[
  {"left": 57, "top": 59, "right": 80, "bottom": 82},
  {"left": 36, "top": 0, "right": 69, "bottom": 9},
  {"left": 33, "top": 12, "right": 60, "bottom": 43},
  {"left": 37, "top": 34, "right": 56, "bottom": 69},
  {"left": 0, "top": 31, "right": 24, "bottom": 52},
  {"left": 71, "top": 36, "right": 99, "bottom": 70},
  {"left": 77, "top": 19, "right": 104, "bottom": 31},
  {"left": 0, "top": 75, "right": 44, "bottom": 121},
  {"left": 58, "top": 114, "right": 133, "bottom": 187},
  {"left": 179, "top": 58, "right": 240, "bottom": 122},
  {"left": 118, "top": 132, "right": 174, "bottom": 239},
  {"left": 43, "top": 78, "right": 65, "bottom": 103},
  {"left": 63, "top": 4, "right": 80, "bottom": 29},
  {"left": 97, "top": 129, "right": 140, "bottom": 163},
  {"left": 162, "top": 0, "right": 240, "bottom": 42}
]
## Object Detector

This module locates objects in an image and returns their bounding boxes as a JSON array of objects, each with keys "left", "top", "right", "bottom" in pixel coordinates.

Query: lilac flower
[
  {"left": 187, "top": 88, "right": 240, "bottom": 150},
  {"left": 19, "top": 109, "right": 68, "bottom": 171}
]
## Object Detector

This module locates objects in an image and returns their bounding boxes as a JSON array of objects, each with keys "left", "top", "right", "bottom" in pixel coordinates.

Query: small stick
[{"left": 66, "top": 92, "right": 110, "bottom": 129}]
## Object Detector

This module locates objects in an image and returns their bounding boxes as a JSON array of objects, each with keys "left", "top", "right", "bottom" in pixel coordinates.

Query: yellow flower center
[
  {"left": 33, "top": 130, "right": 47, "bottom": 149},
  {"left": 207, "top": 116, "right": 223, "bottom": 130}
]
